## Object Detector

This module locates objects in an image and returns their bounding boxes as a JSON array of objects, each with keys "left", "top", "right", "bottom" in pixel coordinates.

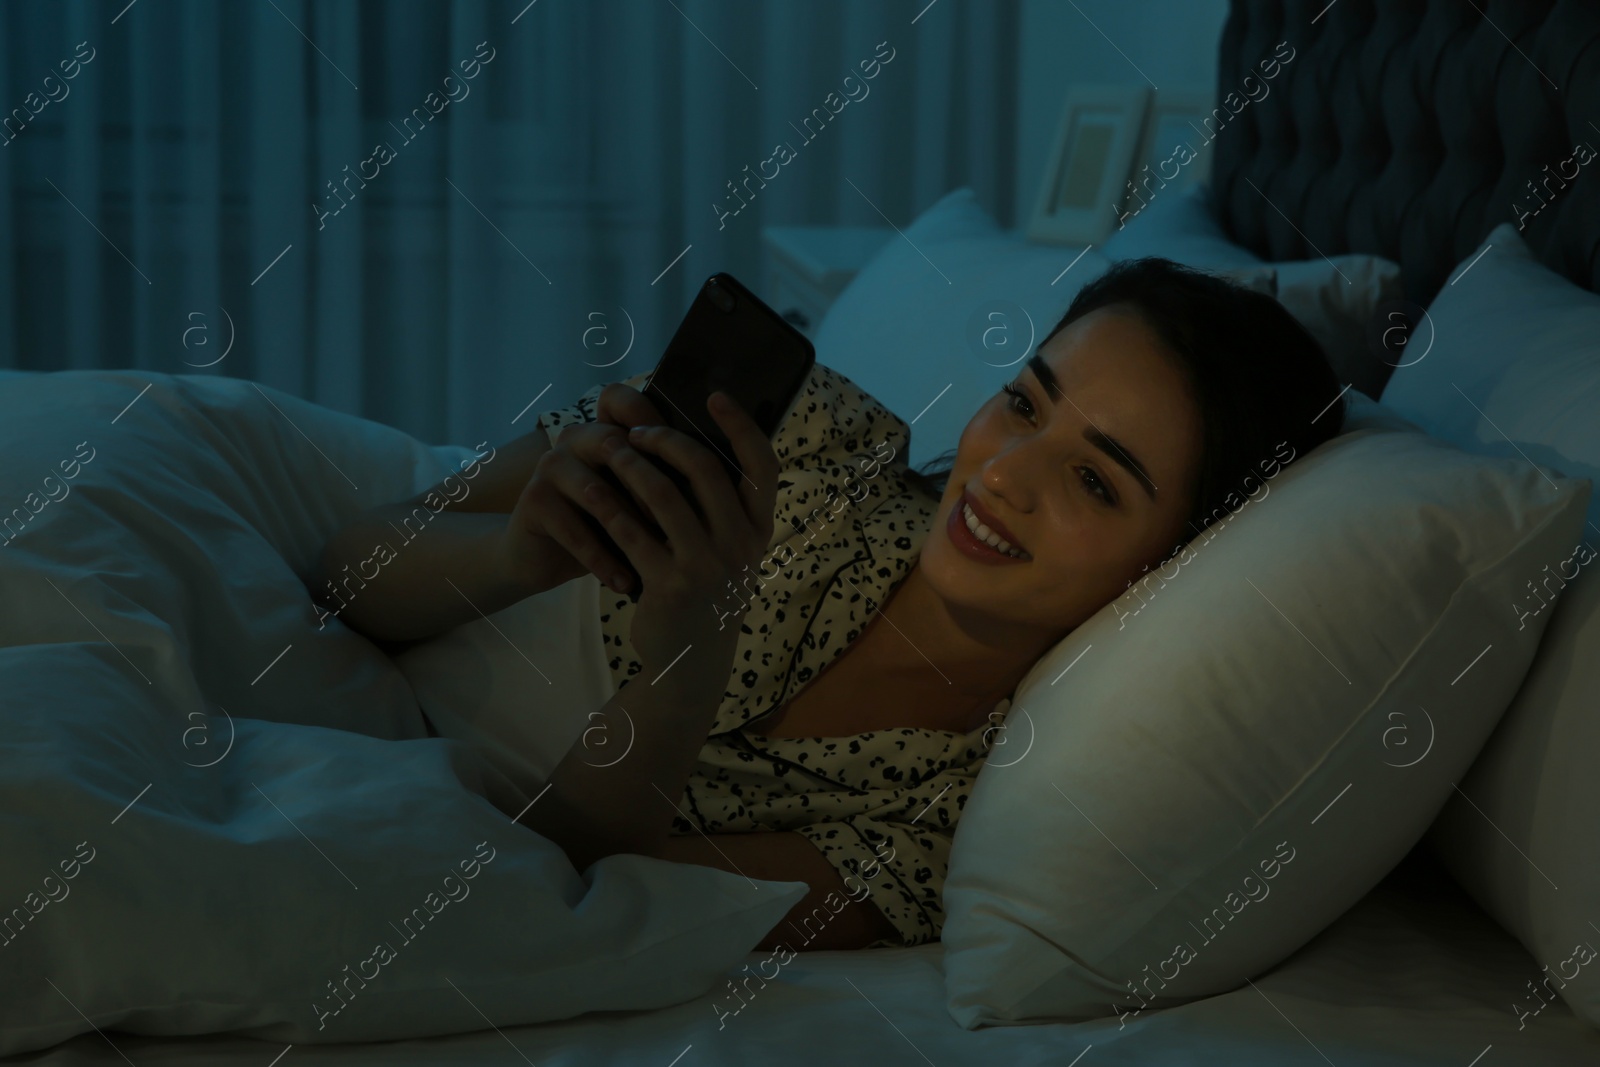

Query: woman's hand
[
  {"left": 517, "top": 392, "right": 779, "bottom": 871},
  {"left": 585, "top": 391, "right": 779, "bottom": 677},
  {"left": 498, "top": 382, "right": 668, "bottom": 596}
]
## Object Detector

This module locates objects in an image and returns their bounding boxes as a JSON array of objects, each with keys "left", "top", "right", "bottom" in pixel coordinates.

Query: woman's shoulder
[{"left": 773, "top": 362, "right": 911, "bottom": 471}]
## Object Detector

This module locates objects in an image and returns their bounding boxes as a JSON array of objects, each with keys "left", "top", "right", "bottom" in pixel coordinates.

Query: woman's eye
[
  {"left": 1001, "top": 382, "right": 1033, "bottom": 419},
  {"left": 1079, "top": 467, "right": 1114, "bottom": 505}
]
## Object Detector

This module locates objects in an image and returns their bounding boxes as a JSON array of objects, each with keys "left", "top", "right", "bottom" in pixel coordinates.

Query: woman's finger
[
  {"left": 562, "top": 423, "right": 655, "bottom": 517},
  {"left": 515, "top": 470, "right": 637, "bottom": 593},
  {"left": 600, "top": 437, "right": 704, "bottom": 567},
  {"left": 563, "top": 423, "right": 621, "bottom": 468},
  {"left": 705, "top": 392, "right": 780, "bottom": 534},
  {"left": 586, "top": 443, "right": 676, "bottom": 580},
  {"left": 624, "top": 423, "right": 748, "bottom": 547},
  {"left": 596, "top": 382, "right": 668, "bottom": 431}
]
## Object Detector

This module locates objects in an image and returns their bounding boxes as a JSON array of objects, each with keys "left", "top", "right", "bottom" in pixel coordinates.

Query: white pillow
[
  {"left": 940, "top": 389, "right": 1589, "bottom": 1027},
  {"left": 1104, "top": 184, "right": 1403, "bottom": 397},
  {"left": 1384, "top": 224, "right": 1600, "bottom": 1030},
  {"left": 1100, "top": 182, "right": 1265, "bottom": 268},
  {"left": 1223, "top": 259, "right": 1404, "bottom": 399},
  {"left": 813, "top": 187, "right": 1113, "bottom": 469}
]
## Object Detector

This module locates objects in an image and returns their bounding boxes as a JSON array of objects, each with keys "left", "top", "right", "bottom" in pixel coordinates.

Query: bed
[
  {"left": 6, "top": 1, "right": 1600, "bottom": 1063},
  {"left": 6, "top": 850, "right": 1599, "bottom": 1067}
]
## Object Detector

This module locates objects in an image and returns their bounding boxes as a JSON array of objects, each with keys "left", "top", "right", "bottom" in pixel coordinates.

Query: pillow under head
[{"left": 940, "top": 389, "right": 1589, "bottom": 1026}]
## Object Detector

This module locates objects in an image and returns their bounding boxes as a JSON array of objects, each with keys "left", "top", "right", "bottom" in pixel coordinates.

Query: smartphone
[{"left": 592, "top": 272, "right": 816, "bottom": 599}]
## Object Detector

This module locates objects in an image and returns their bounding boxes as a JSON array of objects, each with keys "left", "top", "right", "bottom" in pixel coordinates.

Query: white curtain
[{"left": 0, "top": 0, "right": 1017, "bottom": 444}]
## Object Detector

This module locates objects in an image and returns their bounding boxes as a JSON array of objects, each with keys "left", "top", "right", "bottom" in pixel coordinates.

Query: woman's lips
[
  {"left": 964, "top": 491, "right": 1027, "bottom": 551},
  {"left": 945, "top": 492, "right": 1029, "bottom": 565}
]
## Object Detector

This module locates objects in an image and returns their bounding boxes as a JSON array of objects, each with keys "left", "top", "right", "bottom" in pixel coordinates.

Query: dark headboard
[{"left": 1208, "top": 0, "right": 1600, "bottom": 306}]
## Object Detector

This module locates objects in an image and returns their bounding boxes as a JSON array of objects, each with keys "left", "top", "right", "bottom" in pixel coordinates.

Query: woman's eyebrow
[
  {"left": 1025, "top": 352, "right": 1158, "bottom": 501},
  {"left": 1085, "top": 428, "right": 1157, "bottom": 501}
]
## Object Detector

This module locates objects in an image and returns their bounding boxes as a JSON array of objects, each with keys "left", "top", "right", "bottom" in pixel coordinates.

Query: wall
[{"left": 1012, "top": 0, "right": 1230, "bottom": 229}]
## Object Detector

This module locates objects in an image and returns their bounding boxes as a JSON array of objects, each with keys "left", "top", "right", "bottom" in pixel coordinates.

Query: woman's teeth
[{"left": 963, "top": 502, "right": 1026, "bottom": 558}]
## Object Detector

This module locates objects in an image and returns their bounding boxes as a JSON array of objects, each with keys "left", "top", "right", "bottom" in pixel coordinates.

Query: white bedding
[
  {"left": 0, "top": 369, "right": 805, "bottom": 1056},
  {"left": 13, "top": 852, "right": 1600, "bottom": 1065},
  {"left": 5, "top": 367, "right": 1597, "bottom": 1065},
  {"left": 395, "top": 570, "right": 618, "bottom": 797}
]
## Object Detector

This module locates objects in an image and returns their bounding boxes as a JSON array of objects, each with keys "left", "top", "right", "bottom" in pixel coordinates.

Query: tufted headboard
[{"left": 1207, "top": 0, "right": 1600, "bottom": 306}]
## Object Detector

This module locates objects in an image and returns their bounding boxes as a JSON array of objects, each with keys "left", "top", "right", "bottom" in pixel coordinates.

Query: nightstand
[{"left": 761, "top": 226, "right": 894, "bottom": 339}]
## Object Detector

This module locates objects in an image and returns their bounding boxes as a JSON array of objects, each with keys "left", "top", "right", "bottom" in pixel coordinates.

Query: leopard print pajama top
[{"left": 536, "top": 361, "right": 1004, "bottom": 949}]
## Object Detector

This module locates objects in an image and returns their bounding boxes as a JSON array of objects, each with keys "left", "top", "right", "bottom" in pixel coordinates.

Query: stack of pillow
[
  {"left": 1386, "top": 224, "right": 1600, "bottom": 1031},
  {"left": 811, "top": 187, "right": 1594, "bottom": 1029}
]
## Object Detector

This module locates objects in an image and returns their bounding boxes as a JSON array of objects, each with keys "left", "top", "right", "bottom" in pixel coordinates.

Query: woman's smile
[{"left": 945, "top": 489, "right": 1031, "bottom": 564}]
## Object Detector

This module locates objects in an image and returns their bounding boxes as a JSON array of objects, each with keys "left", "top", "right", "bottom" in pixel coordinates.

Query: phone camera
[{"left": 706, "top": 279, "right": 736, "bottom": 313}]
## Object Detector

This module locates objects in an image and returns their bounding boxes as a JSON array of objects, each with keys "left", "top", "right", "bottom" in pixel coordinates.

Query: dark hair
[{"left": 907, "top": 256, "right": 1346, "bottom": 552}]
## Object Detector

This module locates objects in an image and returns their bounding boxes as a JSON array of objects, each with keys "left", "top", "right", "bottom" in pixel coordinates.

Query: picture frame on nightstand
[{"left": 1026, "top": 84, "right": 1150, "bottom": 246}]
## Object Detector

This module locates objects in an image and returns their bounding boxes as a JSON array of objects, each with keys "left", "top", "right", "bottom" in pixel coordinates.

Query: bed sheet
[{"left": 10, "top": 850, "right": 1597, "bottom": 1066}]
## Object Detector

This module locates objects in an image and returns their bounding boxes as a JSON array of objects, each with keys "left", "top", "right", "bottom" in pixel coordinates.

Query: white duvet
[{"left": 0, "top": 369, "right": 805, "bottom": 1058}]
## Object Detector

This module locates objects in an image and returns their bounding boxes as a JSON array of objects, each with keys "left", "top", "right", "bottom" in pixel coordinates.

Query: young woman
[{"left": 317, "top": 257, "right": 1345, "bottom": 953}]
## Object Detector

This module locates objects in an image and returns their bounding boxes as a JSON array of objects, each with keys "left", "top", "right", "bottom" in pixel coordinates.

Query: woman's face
[{"left": 921, "top": 305, "right": 1206, "bottom": 633}]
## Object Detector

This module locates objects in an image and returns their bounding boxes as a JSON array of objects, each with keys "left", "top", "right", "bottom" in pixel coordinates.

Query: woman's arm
[
  {"left": 518, "top": 649, "right": 733, "bottom": 873},
  {"left": 314, "top": 375, "right": 671, "bottom": 644},
  {"left": 309, "top": 426, "right": 557, "bottom": 644},
  {"left": 652, "top": 831, "right": 900, "bottom": 951}
]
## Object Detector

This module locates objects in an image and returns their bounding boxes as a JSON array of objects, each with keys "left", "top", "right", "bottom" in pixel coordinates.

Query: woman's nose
[{"left": 980, "top": 434, "right": 1045, "bottom": 510}]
